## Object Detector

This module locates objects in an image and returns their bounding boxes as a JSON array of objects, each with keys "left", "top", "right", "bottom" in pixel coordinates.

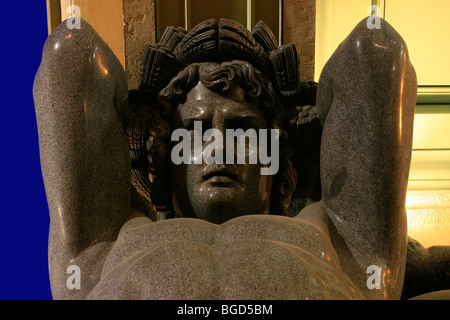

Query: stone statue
[{"left": 34, "top": 16, "right": 419, "bottom": 300}]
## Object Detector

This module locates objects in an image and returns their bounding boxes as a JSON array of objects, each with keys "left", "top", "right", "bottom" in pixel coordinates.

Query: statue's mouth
[{"left": 203, "top": 167, "right": 238, "bottom": 186}]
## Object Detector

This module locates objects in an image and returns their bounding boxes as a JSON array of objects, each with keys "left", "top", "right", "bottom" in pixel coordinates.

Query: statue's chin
[{"left": 192, "top": 201, "right": 242, "bottom": 225}]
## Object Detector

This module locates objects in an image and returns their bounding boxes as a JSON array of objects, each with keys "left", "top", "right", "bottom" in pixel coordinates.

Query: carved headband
[{"left": 137, "top": 18, "right": 311, "bottom": 108}]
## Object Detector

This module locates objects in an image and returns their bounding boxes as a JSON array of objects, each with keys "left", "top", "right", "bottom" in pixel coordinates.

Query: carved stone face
[{"left": 172, "top": 82, "right": 273, "bottom": 224}]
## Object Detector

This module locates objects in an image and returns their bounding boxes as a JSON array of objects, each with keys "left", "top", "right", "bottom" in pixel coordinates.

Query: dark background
[{"left": 0, "top": 1, "right": 52, "bottom": 299}]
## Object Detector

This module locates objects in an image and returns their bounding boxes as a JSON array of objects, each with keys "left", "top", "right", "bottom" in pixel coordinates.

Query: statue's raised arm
[
  {"left": 310, "top": 17, "right": 417, "bottom": 299},
  {"left": 33, "top": 19, "right": 131, "bottom": 298}
]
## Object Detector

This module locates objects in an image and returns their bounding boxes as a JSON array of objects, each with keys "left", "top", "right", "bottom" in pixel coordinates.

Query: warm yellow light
[
  {"left": 384, "top": 0, "right": 450, "bottom": 86},
  {"left": 406, "top": 191, "right": 450, "bottom": 248},
  {"left": 94, "top": 50, "right": 109, "bottom": 77}
]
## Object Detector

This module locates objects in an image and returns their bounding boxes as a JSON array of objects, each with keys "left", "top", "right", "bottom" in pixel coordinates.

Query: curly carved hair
[{"left": 144, "top": 60, "right": 297, "bottom": 219}]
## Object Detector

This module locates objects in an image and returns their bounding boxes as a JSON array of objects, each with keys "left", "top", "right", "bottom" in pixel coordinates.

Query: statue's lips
[{"left": 203, "top": 168, "right": 238, "bottom": 186}]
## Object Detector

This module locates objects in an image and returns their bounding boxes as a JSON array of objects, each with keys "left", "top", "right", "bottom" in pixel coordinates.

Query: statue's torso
[{"left": 87, "top": 214, "right": 363, "bottom": 300}]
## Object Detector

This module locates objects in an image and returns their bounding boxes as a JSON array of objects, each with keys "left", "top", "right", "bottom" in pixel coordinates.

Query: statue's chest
[{"left": 87, "top": 217, "right": 362, "bottom": 300}]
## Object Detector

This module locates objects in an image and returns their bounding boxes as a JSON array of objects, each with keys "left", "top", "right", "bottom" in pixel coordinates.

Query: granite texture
[
  {"left": 33, "top": 19, "right": 131, "bottom": 299},
  {"left": 34, "top": 17, "right": 420, "bottom": 300},
  {"left": 316, "top": 17, "right": 417, "bottom": 299},
  {"left": 88, "top": 210, "right": 362, "bottom": 300}
]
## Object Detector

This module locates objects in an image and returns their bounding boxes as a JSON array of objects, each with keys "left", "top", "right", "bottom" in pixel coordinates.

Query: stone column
[
  {"left": 283, "top": 0, "right": 316, "bottom": 82},
  {"left": 122, "top": 0, "right": 157, "bottom": 89}
]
